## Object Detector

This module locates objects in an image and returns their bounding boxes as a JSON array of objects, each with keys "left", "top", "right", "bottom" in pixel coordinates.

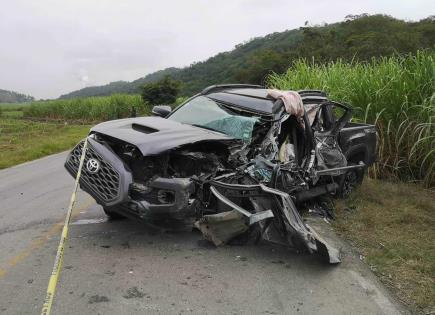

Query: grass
[
  {"left": 0, "top": 118, "right": 91, "bottom": 169},
  {"left": 268, "top": 50, "right": 435, "bottom": 186},
  {"left": 23, "top": 94, "right": 151, "bottom": 122},
  {"left": 0, "top": 93, "right": 169, "bottom": 168},
  {"left": 334, "top": 179, "right": 434, "bottom": 314}
]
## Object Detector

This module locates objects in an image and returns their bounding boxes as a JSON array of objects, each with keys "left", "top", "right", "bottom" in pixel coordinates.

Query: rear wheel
[
  {"left": 103, "top": 206, "right": 126, "bottom": 220},
  {"left": 337, "top": 165, "right": 365, "bottom": 198}
]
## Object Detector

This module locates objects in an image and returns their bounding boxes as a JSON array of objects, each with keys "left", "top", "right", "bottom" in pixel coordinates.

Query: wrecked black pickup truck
[{"left": 65, "top": 85, "right": 377, "bottom": 263}]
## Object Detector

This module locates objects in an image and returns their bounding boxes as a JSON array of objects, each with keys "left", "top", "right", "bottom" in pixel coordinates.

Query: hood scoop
[{"left": 132, "top": 123, "right": 158, "bottom": 134}]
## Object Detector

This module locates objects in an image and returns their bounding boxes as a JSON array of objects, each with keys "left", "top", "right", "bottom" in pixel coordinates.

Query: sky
[{"left": 0, "top": 0, "right": 433, "bottom": 99}]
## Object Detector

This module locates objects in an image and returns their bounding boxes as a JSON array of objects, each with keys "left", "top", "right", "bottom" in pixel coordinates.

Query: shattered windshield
[{"left": 167, "top": 95, "right": 259, "bottom": 142}]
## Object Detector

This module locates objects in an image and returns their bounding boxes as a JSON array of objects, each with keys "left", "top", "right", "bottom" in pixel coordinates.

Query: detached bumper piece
[{"left": 195, "top": 180, "right": 341, "bottom": 264}]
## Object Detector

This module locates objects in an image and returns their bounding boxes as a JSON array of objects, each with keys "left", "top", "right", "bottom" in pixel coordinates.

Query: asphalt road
[{"left": 0, "top": 152, "right": 407, "bottom": 315}]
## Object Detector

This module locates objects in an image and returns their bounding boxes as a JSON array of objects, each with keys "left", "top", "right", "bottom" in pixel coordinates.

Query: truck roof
[{"left": 201, "top": 84, "right": 327, "bottom": 115}]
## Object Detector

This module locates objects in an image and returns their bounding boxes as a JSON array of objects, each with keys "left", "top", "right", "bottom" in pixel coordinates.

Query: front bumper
[{"left": 64, "top": 138, "right": 194, "bottom": 218}]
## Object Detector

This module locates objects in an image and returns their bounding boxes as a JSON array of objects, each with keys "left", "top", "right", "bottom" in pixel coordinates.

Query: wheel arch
[{"left": 345, "top": 144, "right": 368, "bottom": 165}]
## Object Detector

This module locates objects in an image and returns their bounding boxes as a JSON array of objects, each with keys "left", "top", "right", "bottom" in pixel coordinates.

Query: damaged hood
[{"left": 91, "top": 117, "right": 238, "bottom": 156}]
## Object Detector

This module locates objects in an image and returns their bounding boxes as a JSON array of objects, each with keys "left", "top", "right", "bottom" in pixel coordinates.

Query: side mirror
[{"left": 152, "top": 105, "right": 172, "bottom": 118}]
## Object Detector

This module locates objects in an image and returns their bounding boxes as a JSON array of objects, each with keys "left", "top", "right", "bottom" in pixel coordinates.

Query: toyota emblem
[{"left": 86, "top": 158, "right": 100, "bottom": 174}]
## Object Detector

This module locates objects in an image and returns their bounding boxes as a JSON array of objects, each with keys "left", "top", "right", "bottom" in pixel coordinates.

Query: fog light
[{"left": 157, "top": 189, "right": 175, "bottom": 204}]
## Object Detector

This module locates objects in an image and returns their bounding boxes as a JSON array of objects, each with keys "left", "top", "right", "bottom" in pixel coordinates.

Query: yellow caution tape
[{"left": 41, "top": 138, "right": 89, "bottom": 315}]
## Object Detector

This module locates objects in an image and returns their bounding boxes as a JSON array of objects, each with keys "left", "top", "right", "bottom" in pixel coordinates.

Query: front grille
[{"left": 66, "top": 141, "right": 120, "bottom": 203}]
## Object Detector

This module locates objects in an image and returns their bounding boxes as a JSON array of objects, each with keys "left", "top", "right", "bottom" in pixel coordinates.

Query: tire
[
  {"left": 103, "top": 206, "right": 126, "bottom": 220},
  {"left": 337, "top": 165, "right": 365, "bottom": 198}
]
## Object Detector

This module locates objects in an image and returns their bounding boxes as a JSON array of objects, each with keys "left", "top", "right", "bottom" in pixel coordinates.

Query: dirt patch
[
  {"left": 88, "top": 295, "right": 110, "bottom": 304},
  {"left": 123, "top": 287, "right": 145, "bottom": 299}
]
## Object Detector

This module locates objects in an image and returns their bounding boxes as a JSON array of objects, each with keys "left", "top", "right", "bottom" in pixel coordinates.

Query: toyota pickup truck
[{"left": 65, "top": 85, "right": 377, "bottom": 263}]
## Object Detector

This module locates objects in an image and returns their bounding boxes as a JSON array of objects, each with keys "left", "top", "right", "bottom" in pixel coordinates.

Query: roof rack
[
  {"left": 201, "top": 84, "right": 264, "bottom": 95},
  {"left": 298, "top": 90, "right": 328, "bottom": 98}
]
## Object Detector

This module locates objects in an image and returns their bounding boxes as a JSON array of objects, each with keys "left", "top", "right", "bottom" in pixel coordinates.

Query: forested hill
[
  {"left": 0, "top": 89, "right": 34, "bottom": 103},
  {"left": 59, "top": 14, "right": 435, "bottom": 99}
]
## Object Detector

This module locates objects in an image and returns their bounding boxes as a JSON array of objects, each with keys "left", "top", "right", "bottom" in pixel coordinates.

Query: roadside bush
[
  {"left": 23, "top": 94, "right": 150, "bottom": 122},
  {"left": 268, "top": 50, "right": 435, "bottom": 186}
]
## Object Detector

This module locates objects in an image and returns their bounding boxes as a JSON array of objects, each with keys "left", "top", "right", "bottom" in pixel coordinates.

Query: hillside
[
  {"left": 60, "top": 14, "right": 435, "bottom": 99},
  {"left": 0, "top": 89, "right": 34, "bottom": 103}
]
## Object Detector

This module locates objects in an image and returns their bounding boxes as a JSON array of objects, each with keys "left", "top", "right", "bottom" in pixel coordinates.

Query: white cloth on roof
[
  {"left": 267, "top": 89, "right": 304, "bottom": 118},
  {"left": 267, "top": 89, "right": 321, "bottom": 127}
]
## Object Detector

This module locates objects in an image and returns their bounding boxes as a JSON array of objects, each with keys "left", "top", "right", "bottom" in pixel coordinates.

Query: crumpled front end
[
  {"left": 65, "top": 132, "right": 343, "bottom": 264},
  {"left": 64, "top": 136, "right": 196, "bottom": 219}
]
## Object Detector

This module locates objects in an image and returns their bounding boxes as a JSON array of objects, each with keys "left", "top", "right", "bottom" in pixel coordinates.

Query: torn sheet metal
[
  {"left": 260, "top": 184, "right": 341, "bottom": 264},
  {"left": 203, "top": 180, "right": 342, "bottom": 264}
]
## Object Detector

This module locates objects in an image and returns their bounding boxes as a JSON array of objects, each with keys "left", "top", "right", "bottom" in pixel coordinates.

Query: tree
[{"left": 141, "top": 76, "right": 181, "bottom": 105}]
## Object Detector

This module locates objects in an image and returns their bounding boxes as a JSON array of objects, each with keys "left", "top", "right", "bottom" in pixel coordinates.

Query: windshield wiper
[{"left": 190, "top": 124, "right": 225, "bottom": 134}]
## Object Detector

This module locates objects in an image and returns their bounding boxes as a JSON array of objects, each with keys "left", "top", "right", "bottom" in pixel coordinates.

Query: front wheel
[{"left": 103, "top": 206, "right": 126, "bottom": 220}]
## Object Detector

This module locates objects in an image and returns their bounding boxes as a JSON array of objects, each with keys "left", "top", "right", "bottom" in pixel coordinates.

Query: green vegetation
[
  {"left": 141, "top": 76, "right": 181, "bottom": 105},
  {"left": 23, "top": 94, "right": 150, "bottom": 122},
  {"left": 334, "top": 179, "right": 434, "bottom": 314},
  {"left": 1, "top": 110, "right": 23, "bottom": 118},
  {"left": 0, "top": 102, "right": 33, "bottom": 118},
  {"left": 59, "top": 81, "right": 133, "bottom": 99},
  {"left": 0, "top": 118, "right": 90, "bottom": 169},
  {"left": 268, "top": 51, "right": 435, "bottom": 186},
  {"left": 0, "top": 89, "right": 34, "bottom": 103},
  {"left": 59, "top": 14, "right": 435, "bottom": 99},
  {"left": 0, "top": 102, "right": 33, "bottom": 111}
]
